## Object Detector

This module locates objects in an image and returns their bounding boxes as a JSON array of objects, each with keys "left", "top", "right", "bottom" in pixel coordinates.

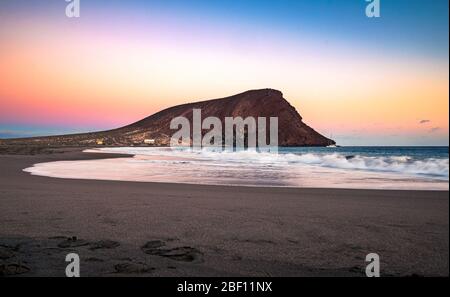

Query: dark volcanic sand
[{"left": 0, "top": 146, "right": 448, "bottom": 276}]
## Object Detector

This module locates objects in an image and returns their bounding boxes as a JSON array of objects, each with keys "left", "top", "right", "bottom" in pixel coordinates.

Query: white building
[{"left": 144, "top": 139, "right": 155, "bottom": 145}]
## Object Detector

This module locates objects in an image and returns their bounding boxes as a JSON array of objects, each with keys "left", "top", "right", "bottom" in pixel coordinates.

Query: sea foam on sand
[{"left": 22, "top": 147, "right": 449, "bottom": 190}]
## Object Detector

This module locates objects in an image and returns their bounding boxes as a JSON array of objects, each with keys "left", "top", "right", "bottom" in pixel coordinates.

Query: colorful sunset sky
[{"left": 0, "top": 0, "right": 448, "bottom": 145}]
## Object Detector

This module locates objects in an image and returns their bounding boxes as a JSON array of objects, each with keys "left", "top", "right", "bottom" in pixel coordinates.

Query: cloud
[
  {"left": 419, "top": 119, "right": 430, "bottom": 124},
  {"left": 429, "top": 127, "right": 441, "bottom": 133}
]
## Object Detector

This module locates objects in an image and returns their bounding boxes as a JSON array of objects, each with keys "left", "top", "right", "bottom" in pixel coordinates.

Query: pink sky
[{"left": 0, "top": 1, "right": 448, "bottom": 145}]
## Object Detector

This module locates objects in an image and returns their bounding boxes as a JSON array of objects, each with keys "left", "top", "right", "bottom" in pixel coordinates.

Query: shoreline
[
  {"left": 0, "top": 146, "right": 448, "bottom": 276},
  {"left": 20, "top": 146, "right": 450, "bottom": 191},
  {"left": 3, "top": 144, "right": 447, "bottom": 192}
]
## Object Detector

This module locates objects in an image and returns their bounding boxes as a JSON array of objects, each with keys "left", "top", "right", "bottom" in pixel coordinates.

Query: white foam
[
  {"left": 84, "top": 147, "right": 449, "bottom": 179},
  {"left": 22, "top": 147, "right": 449, "bottom": 190}
]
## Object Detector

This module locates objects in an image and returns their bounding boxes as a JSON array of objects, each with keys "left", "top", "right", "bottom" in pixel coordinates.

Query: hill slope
[{"left": 1, "top": 89, "right": 335, "bottom": 147}]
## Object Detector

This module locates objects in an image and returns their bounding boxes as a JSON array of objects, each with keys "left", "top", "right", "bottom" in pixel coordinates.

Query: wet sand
[{"left": 0, "top": 146, "right": 448, "bottom": 276}]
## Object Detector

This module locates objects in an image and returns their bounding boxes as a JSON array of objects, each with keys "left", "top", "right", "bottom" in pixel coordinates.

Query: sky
[{"left": 0, "top": 0, "right": 448, "bottom": 145}]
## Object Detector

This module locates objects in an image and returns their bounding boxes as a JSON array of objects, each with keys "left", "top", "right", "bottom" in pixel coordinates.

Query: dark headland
[{"left": 0, "top": 89, "right": 335, "bottom": 147}]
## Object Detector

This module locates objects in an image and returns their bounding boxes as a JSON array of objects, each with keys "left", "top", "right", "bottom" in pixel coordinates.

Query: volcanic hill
[{"left": 0, "top": 89, "right": 335, "bottom": 147}]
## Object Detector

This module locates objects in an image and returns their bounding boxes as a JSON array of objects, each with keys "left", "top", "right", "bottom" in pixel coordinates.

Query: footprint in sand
[
  {"left": 89, "top": 240, "right": 120, "bottom": 250},
  {"left": 85, "top": 257, "right": 104, "bottom": 262},
  {"left": 0, "top": 263, "right": 30, "bottom": 276},
  {"left": 0, "top": 245, "right": 16, "bottom": 260},
  {"left": 114, "top": 262, "right": 154, "bottom": 274},
  {"left": 141, "top": 240, "right": 203, "bottom": 262},
  {"left": 57, "top": 236, "right": 90, "bottom": 248},
  {"left": 54, "top": 236, "right": 120, "bottom": 250},
  {"left": 0, "top": 244, "right": 30, "bottom": 276}
]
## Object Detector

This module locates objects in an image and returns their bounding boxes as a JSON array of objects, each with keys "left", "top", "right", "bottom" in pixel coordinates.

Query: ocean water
[{"left": 24, "top": 146, "right": 449, "bottom": 190}]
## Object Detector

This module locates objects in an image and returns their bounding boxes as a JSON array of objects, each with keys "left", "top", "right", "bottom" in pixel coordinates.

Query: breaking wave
[
  {"left": 283, "top": 153, "right": 448, "bottom": 178},
  {"left": 86, "top": 147, "right": 449, "bottom": 180}
]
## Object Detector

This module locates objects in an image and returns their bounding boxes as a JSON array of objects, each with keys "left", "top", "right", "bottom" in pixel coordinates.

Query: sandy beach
[{"left": 0, "top": 146, "right": 448, "bottom": 277}]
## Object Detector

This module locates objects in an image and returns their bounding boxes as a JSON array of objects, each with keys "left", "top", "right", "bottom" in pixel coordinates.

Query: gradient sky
[{"left": 0, "top": 0, "right": 448, "bottom": 145}]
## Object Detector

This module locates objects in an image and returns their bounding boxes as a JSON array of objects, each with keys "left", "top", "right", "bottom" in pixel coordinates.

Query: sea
[{"left": 24, "top": 146, "right": 449, "bottom": 190}]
